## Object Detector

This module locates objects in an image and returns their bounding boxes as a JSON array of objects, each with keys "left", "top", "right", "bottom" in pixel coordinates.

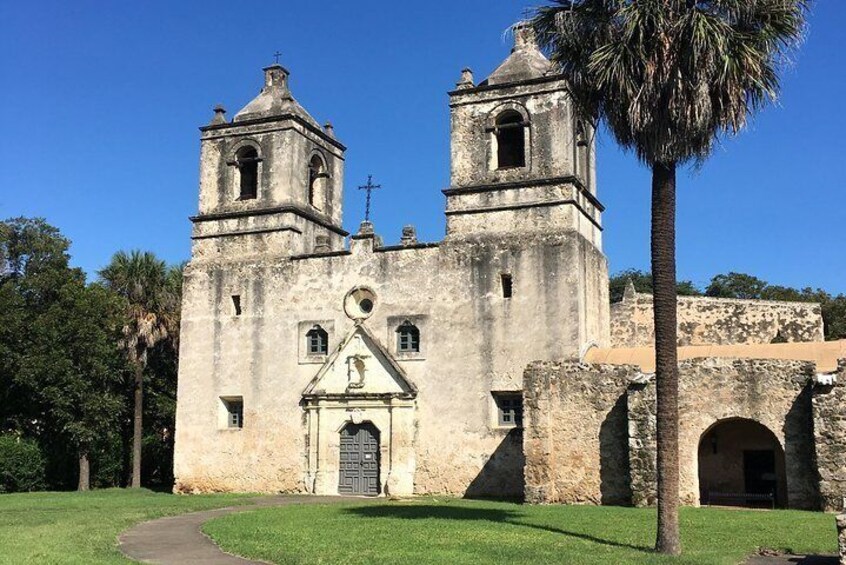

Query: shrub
[{"left": 0, "top": 434, "right": 46, "bottom": 493}]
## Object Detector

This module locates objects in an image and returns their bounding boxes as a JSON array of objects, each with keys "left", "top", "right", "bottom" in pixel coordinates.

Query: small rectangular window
[
  {"left": 501, "top": 274, "right": 513, "bottom": 299},
  {"left": 232, "top": 295, "right": 242, "bottom": 316},
  {"left": 493, "top": 393, "right": 523, "bottom": 428},
  {"left": 222, "top": 398, "right": 244, "bottom": 429}
]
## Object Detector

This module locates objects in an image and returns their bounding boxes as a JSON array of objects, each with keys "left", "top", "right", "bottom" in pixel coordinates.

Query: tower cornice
[{"left": 200, "top": 114, "right": 346, "bottom": 151}]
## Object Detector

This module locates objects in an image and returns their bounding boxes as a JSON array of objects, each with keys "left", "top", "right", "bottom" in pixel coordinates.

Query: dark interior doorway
[{"left": 698, "top": 418, "right": 787, "bottom": 508}]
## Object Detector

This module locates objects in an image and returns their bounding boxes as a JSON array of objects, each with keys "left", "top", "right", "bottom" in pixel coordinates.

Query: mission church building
[{"left": 174, "top": 25, "right": 845, "bottom": 509}]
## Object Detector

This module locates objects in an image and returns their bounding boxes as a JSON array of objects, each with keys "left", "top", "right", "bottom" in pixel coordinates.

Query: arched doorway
[
  {"left": 338, "top": 422, "right": 380, "bottom": 496},
  {"left": 698, "top": 418, "right": 787, "bottom": 508}
]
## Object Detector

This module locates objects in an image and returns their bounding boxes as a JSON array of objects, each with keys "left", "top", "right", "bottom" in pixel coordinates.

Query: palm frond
[{"left": 528, "top": 0, "right": 809, "bottom": 166}]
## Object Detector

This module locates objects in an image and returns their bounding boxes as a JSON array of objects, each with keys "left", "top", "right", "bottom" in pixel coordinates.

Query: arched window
[
  {"left": 495, "top": 110, "right": 527, "bottom": 169},
  {"left": 396, "top": 321, "right": 420, "bottom": 353},
  {"left": 575, "top": 121, "right": 590, "bottom": 188},
  {"left": 236, "top": 146, "right": 259, "bottom": 200},
  {"left": 306, "top": 325, "right": 328, "bottom": 355},
  {"left": 308, "top": 155, "right": 328, "bottom": 210}
]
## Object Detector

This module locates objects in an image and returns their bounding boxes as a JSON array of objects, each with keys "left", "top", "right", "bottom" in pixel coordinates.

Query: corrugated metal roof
[{"left": 583, "top": 340, "right": 846, "bottom": 373}]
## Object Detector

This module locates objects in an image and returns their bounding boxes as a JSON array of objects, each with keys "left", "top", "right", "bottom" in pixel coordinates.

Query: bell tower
[
  {"left": 190, "top": 62, "right": 347, "bottom": 260},
  {"left": 444, "top": 24, "right": 602, "bottom": 246}
]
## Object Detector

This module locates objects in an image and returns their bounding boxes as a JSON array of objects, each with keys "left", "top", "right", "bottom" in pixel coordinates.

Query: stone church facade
[{"left": 174, "top": 26, "right": 845, "bottom": 510}]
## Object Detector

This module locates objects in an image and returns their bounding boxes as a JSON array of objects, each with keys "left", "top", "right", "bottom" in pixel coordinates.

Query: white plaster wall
[{"left": 174, "top": 228, "right": 609, "bottom": 496}]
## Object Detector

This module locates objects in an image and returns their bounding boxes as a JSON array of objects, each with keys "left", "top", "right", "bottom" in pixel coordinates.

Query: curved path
[{"left": 119, "top": 495, "right": 374, "bottom": 564}]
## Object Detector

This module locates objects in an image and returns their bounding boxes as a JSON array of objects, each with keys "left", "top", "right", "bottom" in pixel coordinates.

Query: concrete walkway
[{"left": 118, "top": 495, "right": 374, "bottom": 565}]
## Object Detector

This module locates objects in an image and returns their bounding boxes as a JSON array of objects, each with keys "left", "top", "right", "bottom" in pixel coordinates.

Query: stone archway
[{"left": 697, "top": 418, "right": 787, "bottom": 508}]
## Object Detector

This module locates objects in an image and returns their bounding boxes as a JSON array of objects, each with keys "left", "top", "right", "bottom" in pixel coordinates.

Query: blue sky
[{"left": 1, "top": 1, "right": 843, "bottom": 293}]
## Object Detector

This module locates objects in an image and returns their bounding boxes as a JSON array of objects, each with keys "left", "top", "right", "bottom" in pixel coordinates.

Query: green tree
[
  {"left": 142, "top": 261, "right": 184, "bottom": 488},
  {"left": 18, "top": 280, "right": 125, "bottom": 490},
  {"left": 0, "top": 218, "right": 126, "bottom": 490},
  {"left": 530, "top": 1, "right": 807, "bottom": 553},
  {"left": 609, "top": 269, "right": 701, "bottom": 303},
  {"left": 706, "top": 272, "right": 768, "bottom": 299},
  {"left": 0, "top": 218, "right": 74, "bottom": 435},
  {"left": 99, "top": 251, "right": 176, "bottom": 488}
]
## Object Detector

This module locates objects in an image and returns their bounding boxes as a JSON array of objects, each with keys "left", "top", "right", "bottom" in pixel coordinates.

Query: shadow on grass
[{"left": 343, "top": 505, "right": 651, "bottom": 553}]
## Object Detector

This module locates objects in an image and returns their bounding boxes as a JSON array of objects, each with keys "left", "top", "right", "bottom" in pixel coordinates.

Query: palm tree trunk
[
  {"left": 651, "top": 162, "right": 681, "bottom": 555},
  {"left": 78, "top": 450, "right": 90, "bottom": 492},
  {"left": 131, "top": 361, "right": 143, "bottom": 488}
]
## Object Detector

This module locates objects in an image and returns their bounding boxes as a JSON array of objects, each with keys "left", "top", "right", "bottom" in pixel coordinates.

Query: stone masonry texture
[
  {"left": 611, "top": 291, "right": 824, "bottom": 348},
  {"left": 524, "top": 357, "right": 845, "bottom": 510}
]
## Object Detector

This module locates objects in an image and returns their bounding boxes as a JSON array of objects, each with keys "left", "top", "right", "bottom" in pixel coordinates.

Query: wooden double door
[{"left": 338, "top": 423, "right": 380, "bottom": 496}]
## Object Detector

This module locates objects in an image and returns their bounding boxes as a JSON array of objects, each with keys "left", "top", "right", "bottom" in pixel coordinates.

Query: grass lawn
[
  {"left": 205, "top": 498, "right": 839, "bottom": 565},
  {"left": 0, "top": 488, "right": 257, "bottom": 565}
]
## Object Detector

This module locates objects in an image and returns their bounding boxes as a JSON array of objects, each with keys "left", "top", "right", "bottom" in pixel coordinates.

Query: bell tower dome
[
  {"left": 190, "top": 62, "right": 347, "bottom": 261},
  {"left": 444, "top": 24, "right": 602, "bottom": 246}
]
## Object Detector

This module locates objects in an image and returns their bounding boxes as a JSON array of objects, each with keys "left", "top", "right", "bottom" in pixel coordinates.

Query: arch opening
[
  {"left": 308, "top": 154, "right": 328, "bottom": 210},
  {"left": 495, "top": 110, "right": 526, "bottom": 169},
  {"left": 236, "top": 146, "right": 259, "bottom": 200},
  {"left": 698, "top": 418, "right": 787, "bottom": 508},
  {"left": 575, "top": 120, "right": 590, "bottom": 190}
]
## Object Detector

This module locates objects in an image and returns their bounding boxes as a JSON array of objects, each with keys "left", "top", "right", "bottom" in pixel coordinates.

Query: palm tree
[
  {"left": 99, "top": 250, "right": 174, "bottom": 488},
  {"left": 529, "top": 0, "right": 807, "bottom": 554}
]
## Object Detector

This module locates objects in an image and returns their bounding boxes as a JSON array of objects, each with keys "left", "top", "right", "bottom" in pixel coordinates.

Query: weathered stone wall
[
  {"left": 610, "top": 291, "right": 824, "bottom": 348},
  {"left": 628, "top": 358, "right": 821, "bottom": 509},
  {"left": 812, "top": 359, "right": 846, "bottom": 512},
  {"left": 523, "top": 361, "right": 636, "bottom": 505},
  {"left": 174, "top": 226, "right": 609, "bottom": 497},
  {"left": 836, "top": 514, "right": 846, "bottom": 565},
  {"left": 524, "top": 357, "right": 832, "bottom": 509}
]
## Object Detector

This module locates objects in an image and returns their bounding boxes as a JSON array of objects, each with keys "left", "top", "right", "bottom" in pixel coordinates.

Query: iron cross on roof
[
  {"left": 273, "top": 51, "right": 282, "bottom": 64},
  {"left": 358, "top": 175, "right": 381, "bottom": 222}
]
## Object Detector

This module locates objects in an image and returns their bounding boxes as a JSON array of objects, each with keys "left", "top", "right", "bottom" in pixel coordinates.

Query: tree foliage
[
  {"left": 0, "top": 434, "right": 46, "bottom": 493},
  {"left": 609, "top": 269, "right": 701, "bottom": 303},
  {"left": 99, "top": 250, "right": 181, "bottom": 488},
  {"left": 530, "top": 0, "right": 807, "bottom": 167},
  {"left": 0, "top": 218, "right": 183, "bottom": 491}
]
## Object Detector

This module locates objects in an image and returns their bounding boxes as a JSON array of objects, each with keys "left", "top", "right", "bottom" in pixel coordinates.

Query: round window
[{"left": 344, "top": 287, "right": 377, "bottom": 320}]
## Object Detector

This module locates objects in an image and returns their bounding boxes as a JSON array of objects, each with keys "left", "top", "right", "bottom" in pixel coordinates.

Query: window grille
[
  {"left": 396, "top": 322, "right": 420, "bottom": 353},
  {"left": 223, "top": 398, "right": 244, "bottom": 429},
  {"left": 306, "top": 325, "right": 329, "bottom": 355},
  {"left": 494, "top": 393, "right": 523, "bottom": 428}
]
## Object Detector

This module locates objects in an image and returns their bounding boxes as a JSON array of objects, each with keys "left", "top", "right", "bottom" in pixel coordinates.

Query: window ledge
[
  {"left": 299, "top": 355, "right": 329, "bottom": 365},
  {"left": 492, "top": 425, "right": 523, "bottom": 432},
  {"left": 395, "top": 352, "right": 425, "bottom": 361}
]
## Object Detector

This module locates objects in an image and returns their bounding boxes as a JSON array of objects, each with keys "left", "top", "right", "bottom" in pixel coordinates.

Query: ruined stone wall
[
  {"left": 523, "top": 361, "right": 636, "bottom": 505},
  {"left": 812, "top": 360, "right": 846, "bottom": 512},
  {"left": 628, "top": 358, "right": 821, "bottom": 509},
  {"left": 525, "top": 357, "right": 831, "bottom": 509},
  {"left": 837, "top": 514, "right": 845, "bottom": 565},
  {"left": 174, "top": 227, "right": 609, "bottom": 497},
  {"left": 610, "top": 291, "right": 824, "bottom": 348}
]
